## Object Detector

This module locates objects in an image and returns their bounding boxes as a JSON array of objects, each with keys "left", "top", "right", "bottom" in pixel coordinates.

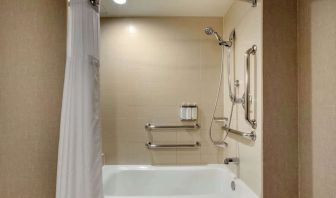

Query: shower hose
[{"left": 209, "top": 46, "right": 235, "bottom": 148}]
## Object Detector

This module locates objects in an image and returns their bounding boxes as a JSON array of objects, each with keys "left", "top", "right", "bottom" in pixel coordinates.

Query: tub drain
[{"left": 231, "top": 180, "right": 236, "bottom": 191}]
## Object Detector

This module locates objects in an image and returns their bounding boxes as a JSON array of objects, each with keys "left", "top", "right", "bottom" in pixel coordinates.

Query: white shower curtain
[{"left": 56, "top": 0, "right": 103, "bottom": 198}]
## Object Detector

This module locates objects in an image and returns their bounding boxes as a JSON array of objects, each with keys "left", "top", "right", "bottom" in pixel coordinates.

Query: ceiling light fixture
[
  {"left": 128, "top": 25, "right": 137, "bottom": 34},
  {"left": 113, "top": 0, "right": 127, "bottom": 5}
]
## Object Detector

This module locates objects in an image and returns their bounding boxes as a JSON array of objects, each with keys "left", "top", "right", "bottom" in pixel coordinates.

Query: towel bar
[
  {"left": 145, "top": 123, "right": 200, "bottom": 131},
  {"left": 145, "top": 142, "right": 201, "bottom": 149}
]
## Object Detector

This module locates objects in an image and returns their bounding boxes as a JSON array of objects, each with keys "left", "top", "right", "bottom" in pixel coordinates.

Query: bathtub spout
[{"left": 224, "top": 157, "right": 240, "bottom": 165}]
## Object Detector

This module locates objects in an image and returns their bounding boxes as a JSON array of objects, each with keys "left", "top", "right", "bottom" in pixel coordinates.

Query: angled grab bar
[
  {"left": 145, "top": 123, "right": 200, "bottom": 131},
  {"left": 222, "top": 126, "right": 256, "bottom": 141},
  {"left": 244, "top": 45, "right": 257, "bottom": 129},
  {"left": 146, "top": 142, "right": 201, "bottom": 149}
]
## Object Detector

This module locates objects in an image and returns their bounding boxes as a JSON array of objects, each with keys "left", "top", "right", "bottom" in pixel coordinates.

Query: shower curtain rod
[
  {"left": 85, "top": 0, "right": 257, "bottom": 8},
  {"left": 85, "top": 0, "right": 256, "bottom": 8},
  {"left": 87, "top": 0, "right": 256, "bottom": 9}
]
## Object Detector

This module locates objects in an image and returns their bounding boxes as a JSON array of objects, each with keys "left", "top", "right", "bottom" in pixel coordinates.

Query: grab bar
[
  {"left": 146, "top": 142, "right": 201, "bottom": 149},
  {"left": 222, "top": 126, "right": 256, "bottom": 141},
  {"left": 214, "top": 117, "right": 228, "bottom": 122},
  {"left": 244, "top": 45, "right": 257, "bottom": 129},
  {"left": 145, "top": 123, "right": 200, "bottom": 131}
]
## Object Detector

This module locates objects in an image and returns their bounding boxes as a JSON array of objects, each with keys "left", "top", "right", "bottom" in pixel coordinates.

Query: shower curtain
[{"left": 56, "top": 0, "right": 103, "bottom": 198}]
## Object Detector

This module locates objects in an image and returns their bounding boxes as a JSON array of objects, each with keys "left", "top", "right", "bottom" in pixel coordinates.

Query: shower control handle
[{"left": 224, "top": 157, "right": 240, "bottom": 165}]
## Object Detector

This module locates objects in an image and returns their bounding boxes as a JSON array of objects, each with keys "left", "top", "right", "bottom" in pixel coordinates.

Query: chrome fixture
[
  {"left": 146, "top": 142, "right": 201, "bottom": 149},
  {"left": 145, "top": 122, "right": 201, "bottom": 149},
  {"left": 244, "top": 45, "right": 257, "bottom": 129},
  {"left": 205, "top": 29, "right": 244, "bottom": 105},
  {"left": 204, "top": 27, "right": 235, "bottom": 47},
  {"left": 213, "top": 141, "right": 228, "bottom": 148},
  {"left": 113, "top": 0, "right": 127, "bottom": 5},
  {"left": 207, "top": 29, "right": 236, "bottom": 149},
  {"left": 222, "top": 126, "right": 256, "bottom": 141},
  {"left": 224, "top": 157, "right": 240, "bottom": 165},
  {"left": 206, "top": 27, "right": 258, "bottom": 149},
  {"left": 213, "top": 117, "right": 228, "bottom": 123},
  {"left": 219, "top": 44, "right": 258, "bottom": 140},
  {"left": 229, "top": 80, "right": 244, "bottom": 104},
  {"left": 145, "top": 123, "right": 200, "bottom": 131},
  {"left": 238, "top": 0, "right": 257, "bottom": 7}
]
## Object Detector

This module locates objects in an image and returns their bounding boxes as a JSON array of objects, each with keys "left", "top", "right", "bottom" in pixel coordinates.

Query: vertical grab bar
[{"left": 244, "top": 45, "right": 257, "bottom": 129}]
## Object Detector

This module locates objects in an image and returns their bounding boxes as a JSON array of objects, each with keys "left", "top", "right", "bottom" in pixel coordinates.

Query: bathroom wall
[
  {"left": 263, "top": 0, "right": 298, "bottom": 198},
  {"left": 222, "top": 1, "right": 263, "bottom": 196},
  {"left": 101, "top": 17, "right": 227, "bottom": 165},
  {"left": 0, "top": 0, "right": 66, "bottom": 197},
  {"left": 298, "top": 0, "right": 336, "bottom": 197}
]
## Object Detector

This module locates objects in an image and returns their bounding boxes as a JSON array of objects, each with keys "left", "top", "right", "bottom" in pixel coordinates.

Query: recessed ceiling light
[
  {"left": 128, "top": 25, "right": 137, "bottom": 34},
  {"left": 113, "top": 0, "right": 127, "bottom": 5}
]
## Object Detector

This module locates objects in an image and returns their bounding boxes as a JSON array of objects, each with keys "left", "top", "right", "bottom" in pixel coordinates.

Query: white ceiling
[{"left": 101, "top": 0, "right": 234, "bottom": 17}]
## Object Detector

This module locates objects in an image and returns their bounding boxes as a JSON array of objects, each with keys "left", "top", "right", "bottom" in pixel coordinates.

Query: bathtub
[{"left": 103, "top": 165, "right": 258, "bottom": 198}]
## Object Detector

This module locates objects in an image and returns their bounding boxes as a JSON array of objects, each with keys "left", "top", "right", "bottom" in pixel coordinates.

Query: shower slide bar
[
  {"left": 244, "top": 45, "right": 257, "bottom": 129},
  {"left": 222, "top": 126, "right": 256, "bottom": 141},
  {"left": 145, "top": 123, "right": 200, "bottom": 131},
  {"left": 146, "top": 142, "right": 201, "bottom": 149}
]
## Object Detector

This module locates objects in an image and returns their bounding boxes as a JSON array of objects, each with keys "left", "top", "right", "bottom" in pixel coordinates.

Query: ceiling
[{"left": 101, "top": 0, "right": 234, "bottom": 17}]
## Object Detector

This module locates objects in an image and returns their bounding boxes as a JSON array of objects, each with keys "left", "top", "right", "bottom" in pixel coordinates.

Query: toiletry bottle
[
  {"left": 191, "top": 103, "right": 198, "bottom": 120},
  {"left": 186, "top": 103, "right": 192, "bottom": 120},
  {"left": 180, "top": 103, "right": 187, "bottom": 120}
]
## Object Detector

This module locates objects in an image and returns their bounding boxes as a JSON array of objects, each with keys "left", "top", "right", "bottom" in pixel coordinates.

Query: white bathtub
[{"left": 103, "top": 165, "right": 258, "bottom": 198}]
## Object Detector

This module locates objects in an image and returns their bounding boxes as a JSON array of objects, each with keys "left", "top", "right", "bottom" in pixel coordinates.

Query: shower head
[
  {"left": 204, "top": 27, "right": 234, "bottom": 47},
  {"left": 204, "top": 27, "right": 215, "bottom": 35},
  {"left": 204, "top": 27, "right": 223, "bottom": 42}
]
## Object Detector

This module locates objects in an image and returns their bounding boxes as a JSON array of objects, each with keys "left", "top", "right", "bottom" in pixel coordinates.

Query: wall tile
[
  {"left": 223, "top": 1, "right": 263, "bottom": 195},
  {"left": 263, "top": 0, "right": 298, "bottom": 197},
  {"left": 298, "top": 0, "right": 336, "bottom": 197},
  {"left": 0, "top": 0, "right": 66, "bottom": 197},
  {"left": 101, "top": 17, "right": 223, "bottom": 165}
]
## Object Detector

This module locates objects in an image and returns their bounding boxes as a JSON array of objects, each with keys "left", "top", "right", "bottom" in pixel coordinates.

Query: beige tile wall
[
  {"left": 0, "top": 0, "right": 66, "bottom": 197},
  {"left": 222, "top": 1, "right": 263, "bottom": 196},
  {"left": 298, "top": 0, "right": 336, "bottom": 197},
  {"left": 263, "top": 0, "right": 299, "bottom": 198},
  {"left": 100, "top": 17, "right": 227, "bottom": 165}
]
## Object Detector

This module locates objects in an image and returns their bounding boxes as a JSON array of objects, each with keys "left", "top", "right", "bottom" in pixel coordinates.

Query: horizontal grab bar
[
  {"left": 146, "top": 142, "right": 201, "bottom": 149},
  {"left": 222, "top": 126, "right": 256, "bottom": 141},
  {"left": 145, "top": 123, "right": 200, "bottom": 131},
  {"left": 214, "top": 117, "right": 228, "bottom": 122}
]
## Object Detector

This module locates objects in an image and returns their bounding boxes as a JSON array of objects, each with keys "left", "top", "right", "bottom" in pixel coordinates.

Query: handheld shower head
[
  {"left": 204, "top": 27, "right": 234, "bottom": 47},
  {"left": 204, "top": 27, "right": 223, "bottom": 42},
  {"left": 204, "top": 27, "right": 215, "bottom": 35}
]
